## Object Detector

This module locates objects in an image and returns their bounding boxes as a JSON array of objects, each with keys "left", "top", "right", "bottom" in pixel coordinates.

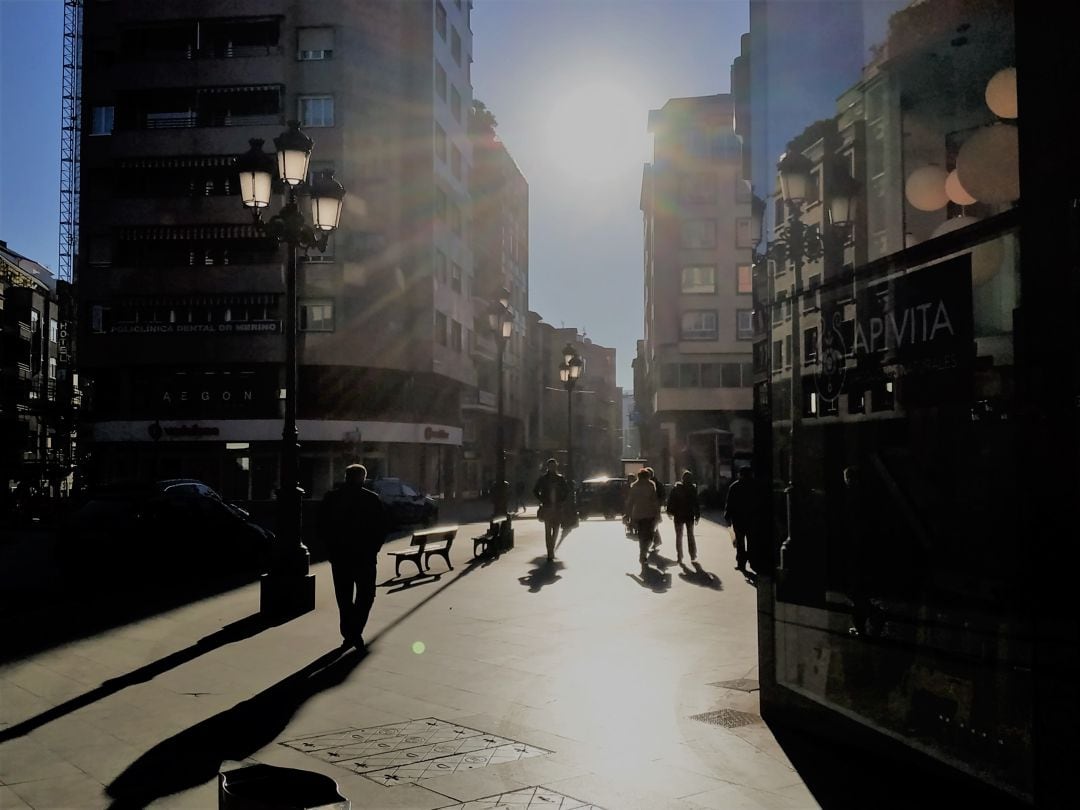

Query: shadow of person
[
  {"left": 648, "top": 550, "right": 678, "bottom": 570},
  {"left": 628, "top": 564, "right": 672, "bottom": 593},
  {"left": 105, "top": 646, "right": 365, "bottom": 809},
  {"left": 0, "top": 613, "right": 278, "bottom": 744},
  {"left": 678, "top": 561, "right": 723, "bottom": 590},
  {"left": 518, "top": 557, "right": 563, "bottom": 593}
]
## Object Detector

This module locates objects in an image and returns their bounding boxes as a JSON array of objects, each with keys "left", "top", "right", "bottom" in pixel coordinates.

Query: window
[
  {"left": 741, "top": 362, "right": 754, "bottom": 385},
  {"left": 737, "top": 263, "right": 753, "bottom": 294},
  {"left": 435, "top": 311, "right": 448, "bottom": 345},
  {"left": 435, "top": 250, "right": 448, "bottom": 283},
  {"left": 49, "top": 319, "right": 59, "bottom": 343},
  {"left": 721, "top": 363, "right": 741, "bottom": 387},
  {"left": 450, "top": 262, "right": 462, "bottom": 292},
  {"left": 299, "top": 301, "right": 334, "bottom": 331},
  {"left": 451, "top": 86, "right": 462, "bottom": 122},
  {"left": 48, "top": 357, "right": 57, "bottom": 380},
  {"left": 804, "top": 326, "right": 819, "bottom": 363},
  {"left": 435, "top": 62, "right": 447, "bottom": 100},
  {"left": 680, "top": 310, "right": 718, "bottom": 340},
  {"left": 735, "top": 218, "right": 754, "bottom": 248},
  {"left": 436, "top": 2, "right": 447, "bottom": 38},
  {"left": 681, "top": 265, "right": 716, "bottom": 294},
  {"left": 772, "top": 291, "right": 786, "bottom": 325},
  {"left": 452, "top": 27, "right": 462, "bottom": 64},
  {"left": 91, "top": 105, "right": 114, "bottom": 135},
  {"left": 435, "top": 123, "right": 447, "bottom": 161},
  {"left": 785, "top": 335, "right": 792, "bottom": 368},
  {"left": 680, "top": 174, "right": 715, "bottom": 203},
  {"left": 451, "top": 144, "right": 462, "bottom": 179},
  {"left": 772, "top": 340, "right": 783, "bottom": 371},
  {"left": 736, "top": 310, "right": 754, "bottom": 340},
  {"left": 451, "top": 320, "right": 462, "bottom": 352},
  {"left": 680, "top": 363, "right": 700, "bottom": 388},
  {"left": 297, "top": 27, "right": 333, "bottom": 60},
  {"left": 680, "top": 220, "right": 716, "bottom": 249},
  {"left": 661, "top": 364, "right": 679, "bottom": 388},
  {"left": 298, "top": 95, "right": 333, "bottom": 127}
]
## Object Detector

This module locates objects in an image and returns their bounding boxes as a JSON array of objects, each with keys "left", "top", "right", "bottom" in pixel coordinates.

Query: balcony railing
[{"left": 141, "top": 111, "right": 282, "bottom": 130}]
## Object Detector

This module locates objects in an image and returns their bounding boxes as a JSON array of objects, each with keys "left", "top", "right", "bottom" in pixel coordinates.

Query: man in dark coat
[
  {"left": 666, "top": 470, "right": 701, "bottom": 564},
  {"left": 533, "top": 458, "right": 570, "bottom": 562},
  {"left": 724, "top": 466, "right": 755, "bottom": 573},
  {"left": 319, "top": 464, "right": 390, "bottom": 648}
]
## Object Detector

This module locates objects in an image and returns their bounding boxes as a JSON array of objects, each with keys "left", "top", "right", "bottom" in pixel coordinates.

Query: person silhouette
[
  {"left": 667, "top": 470, "right": 701, "bottom": 564},
  {"left": 533, "top": 458, "right": 569, "bottom": 562},
  {"left": 724, "top": 466, "right": 754, "bottom": 573}
]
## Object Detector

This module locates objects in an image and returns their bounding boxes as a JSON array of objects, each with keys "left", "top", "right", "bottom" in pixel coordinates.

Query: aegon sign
[{"left": 161, "top": 389, "right": 255, "bottom": 405}]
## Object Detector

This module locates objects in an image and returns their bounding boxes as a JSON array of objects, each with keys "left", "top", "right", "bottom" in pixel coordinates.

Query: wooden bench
[
  {"left": 472, "top": 516, "right": 513, "bottom": 557},
  {"left": 386, "top": 526, "right": 457, "bottom": 577}
]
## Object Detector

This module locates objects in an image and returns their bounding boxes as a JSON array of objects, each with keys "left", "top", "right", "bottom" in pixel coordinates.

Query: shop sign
[
  {"left": 424, "top": 426, "right": 450, "bottom": 441},
  {"left": 109, "top": 321, "right": 281, "bottom": 335}
]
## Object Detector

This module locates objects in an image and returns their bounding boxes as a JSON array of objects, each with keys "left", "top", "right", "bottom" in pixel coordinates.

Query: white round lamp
[{"left": 905, "top": 165, "right": 949, "bottom": 211}]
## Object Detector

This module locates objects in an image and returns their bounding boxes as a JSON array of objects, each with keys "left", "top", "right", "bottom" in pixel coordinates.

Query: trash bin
[{"left": 219, "top": 764, "right": 349, "bottom": 810}]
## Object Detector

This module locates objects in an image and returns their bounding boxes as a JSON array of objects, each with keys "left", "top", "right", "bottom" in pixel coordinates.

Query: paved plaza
[{"left": 0, "top": 512, "right": 817, "bottom": 809}]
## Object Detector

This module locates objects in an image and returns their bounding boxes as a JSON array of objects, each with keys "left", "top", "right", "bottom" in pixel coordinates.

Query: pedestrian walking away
[
  {"left": 724, "top": 466, "right": 755, "bottom": 574},
  {"left": 667, "top": 469, "right": 701, "bottom": 564},
  {"left": 533, "top": 458, "right": 570, "bottom": 562},
  {"left": 627, "top": 468, "right": 661, "bottom": 571},
  {"left": 318, "top": 464, "right": 391, "bottom": 649},
  {"left": 647, "top": 467, "right": 665, "bottom": 550}
]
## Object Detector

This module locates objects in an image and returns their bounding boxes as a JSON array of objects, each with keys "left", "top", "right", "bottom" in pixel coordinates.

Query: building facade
[
  {"left": 638, "top": 95, "right": 755, "bottom": 490},
  {"left": 1, "top": 241, "right": 82, "bottom": 499},
  {"left": 745, "top": 0, "right": 1078, "bottom": 804},
  {"left": 76, "top": 0, "right": 486, "bottom": 501}
]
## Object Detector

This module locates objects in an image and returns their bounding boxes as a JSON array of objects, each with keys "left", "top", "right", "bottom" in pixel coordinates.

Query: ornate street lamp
[
  {"left": 487, "top": 289, "right": 514, "bottom": 519},
  {"left": 558, "top": 344, "right": 584, "bottom": 486},
  {"left": 750, "top": 153, "right": 857, "bottom": 573},
  {"left": 236, "top": 121, "right": 345, "bottom": 617}
]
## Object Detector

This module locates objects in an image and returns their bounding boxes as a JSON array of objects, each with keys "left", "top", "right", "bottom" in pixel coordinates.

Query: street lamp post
[
  {"left": 488, "top": 289, "right": 513, "bottom": 519},
  {"left": 751, "top": 152, "right": 856, "bottom": 573},
  {"left": 236, "top": 121, "right": 345, "bottom": 617},
  {"left": 558, "top": 344, "right": 584, "bottom": 485}
]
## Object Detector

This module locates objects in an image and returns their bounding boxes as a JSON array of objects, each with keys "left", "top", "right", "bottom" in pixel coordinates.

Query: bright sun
[{"left": 545, "top": 80, "right": 651, "bottom": 187}]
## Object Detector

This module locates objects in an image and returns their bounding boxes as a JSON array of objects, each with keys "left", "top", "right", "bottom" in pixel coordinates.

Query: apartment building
[
  {"left": 638, "top": 94, "right": 755, "bottom": 487},
  {"left": 77, "top": 0, "right": 478, "bottom": 500}
]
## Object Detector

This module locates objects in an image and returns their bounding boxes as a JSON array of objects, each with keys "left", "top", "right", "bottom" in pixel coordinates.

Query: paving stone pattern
[
  {"left": 689, "top": 708, "right": 761, "bottom": 729},
  {"left": 442, "top": 785, "right": 607, "bottom": 809},
  {"left": 281, "top": 717, "right": 551, "bottom": 786},
  {"left": 710, "top": 678, "right": 761, "bottom": 692}
]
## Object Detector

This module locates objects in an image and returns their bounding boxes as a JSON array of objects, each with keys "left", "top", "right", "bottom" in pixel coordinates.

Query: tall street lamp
[
  {"left": 487, "top": 288, "right": 513, "bottom": 518},
  {"left": 751, "top": 151, "right": 856, "bottom": 573},
  {"left": 236, "top": 121, "right": 345, "bottom": 617},
  {"left": 558, "top": 344, "right": 584, "bottom": 485}
]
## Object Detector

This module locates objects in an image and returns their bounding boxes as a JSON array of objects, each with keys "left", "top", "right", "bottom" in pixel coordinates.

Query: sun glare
[{"left": 545, "top": 80, "right": 651, "bottom": 187}]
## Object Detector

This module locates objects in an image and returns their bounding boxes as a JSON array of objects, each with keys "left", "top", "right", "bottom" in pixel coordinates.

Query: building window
[
  {"left": 436, "top": 2, "right": 447, "bottom": 38},
  {"left": 772, "top": 340, "right": 783, "bottom": 371},
  {"left": 451, "top": 86, "right": 462, "bottom": 122},
  {"left": 435, "top": 123, "right": 447, "bottom": 162},
  {"left": 785, "top": 335, "right": 792, "bottom": 368},
  {"left": 451, "top": 27, "right": 462, "bottom": 65},
  {"left": 681, "top": 265, "right": 716, "bottom": 294},
  {"left": 680, "top": 174, "right": 716, "bottom": 203},
  {"left": 680, "top": 310, "right": 718, "bottom": 340},
  {"left": 91, "top": 105, "right": 114, "bottom": 135},
  {"left": 297, "top": 27, "right": 333, "bottom": 60},
  {"left": 804, "top": 326, "right": 819, "bottom": 363},
  {"left": 49, "top": 318, "right": 59, "bottom": 343},
  {"left": 450, "top": 262, "right": 462, "bottom": 292},
  {"left": 451, "top": 144, "right": 462, "bottom": 179},
  {"left": 451, "top": 320, "right": 462, "bottom": 351},
  {"left": 435, "top": 250, "right": 448, "bottom": 283},
  {"left": 661, "top": 363, "right": 679, "bottom": 388},
  {"left": 736, "top": 263, "right": 752, "bottom": 294},
  {"left": 435, "top": 311, "right": 448, "bottom": 345},
  {"left": 48, "top": 357, "right": 57, "bottom": 380},
  {"left": 680, "top": 220, "right": 716, "bottom": 249},
  {"left": 680, "top": 363, "right": 701, "bottom": 388},
  {"left": 741, "top": 362, "right": 754, "bottom": 386},
  {"left": 721, "top": 363, "right": 741, "bottom": 387},
  {"left": 435, "top": 62, "right": 447, "bottom": 101},
  {"left": 735, "top": 218, "right": 754, "bottom": 248},
  {"left": 299, "top": 300, "right": 334, "bottom": 331},
  {"left": 298, "top": 95, "right": 333, "bottom": 127},
  {"left": 736, "top": 309, "right": 754, "bottom": 341}
]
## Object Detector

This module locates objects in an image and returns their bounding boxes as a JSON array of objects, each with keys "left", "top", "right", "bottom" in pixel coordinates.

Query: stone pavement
[{"left": 0, "top": 513, "right": 817, "bottom": 809}]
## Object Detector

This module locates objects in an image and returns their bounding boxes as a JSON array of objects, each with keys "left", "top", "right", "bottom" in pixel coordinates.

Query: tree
[{"left": 470, "top": 99, "right": 498, "bottom": 140}]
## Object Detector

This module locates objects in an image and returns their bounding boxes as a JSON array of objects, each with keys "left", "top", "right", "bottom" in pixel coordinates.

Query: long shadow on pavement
[
  {"left": 628, "top": 564, "right": 672, "bottom": 593},
  {"left": 518, "top": 557, "right": 563, "bottom": 592},
  {"left": 105, "top": 645, "right": 365, "bottom": 809},
  {"left": 677, "top": 561, "right": 724, "bottom": 590},
  {"left": 0, "top": 613, "right": 278, "bottom": 744}
]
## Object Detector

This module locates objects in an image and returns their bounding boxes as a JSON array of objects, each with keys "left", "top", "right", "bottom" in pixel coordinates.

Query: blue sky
[{"left": 0, "top": 0, "right": 748, "bottom": 388}]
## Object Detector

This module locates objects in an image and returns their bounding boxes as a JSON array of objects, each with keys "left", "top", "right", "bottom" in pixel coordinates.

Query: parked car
[
  {"left": 58, "top": 479, "right": 273, "bottom": 584},
  {"left": 576, "top": 476, "right": 629, "bottom": 520},
  {"left": 371, "top": 478, "right": 439, "bottom": 526}
]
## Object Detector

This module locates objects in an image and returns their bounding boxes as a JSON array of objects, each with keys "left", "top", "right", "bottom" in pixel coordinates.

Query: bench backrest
[{"left": 411, "top": 527, "right": 457, "bottom": 547}]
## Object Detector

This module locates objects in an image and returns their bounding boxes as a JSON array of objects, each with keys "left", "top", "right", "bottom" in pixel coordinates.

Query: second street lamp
[
  {"left": 558, "top": 344, "right": 584, "bottom": 487},
  {"left": 236, "top": 121, "right": 345, "bottom": 617},
  {"left": 488, "top": 289, "right": 513, "bottom": 520}
]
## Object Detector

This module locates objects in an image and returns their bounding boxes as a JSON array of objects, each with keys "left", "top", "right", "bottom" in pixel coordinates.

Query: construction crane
[{"left": 58, "top": 0, "right": 83, "bottom": 285}]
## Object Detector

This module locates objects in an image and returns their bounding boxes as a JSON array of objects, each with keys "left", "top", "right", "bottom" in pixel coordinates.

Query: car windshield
[
  {"left": 376, "top": 481, "right": 403, "bottom": 496},
  {"left": 401, "top": 484, "right": 418, "bottom": 497}
]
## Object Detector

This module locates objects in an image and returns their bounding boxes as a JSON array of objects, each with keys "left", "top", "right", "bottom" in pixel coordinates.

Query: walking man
[
  {"left": 627, "top": 468, "right": 661, "bottom": 572},
  {"left": 319, "top": 464, "right": 390, "bottom": 649},
  {"left": 646, "top": 467, "right": 665, "bottom": 550},
  {"left": 724, "top": 466, "right": 755, "bottom": 573},
  {"left": 667, "top": 470, "right": 701, "bottom": 564},
  {"left": 533, "top": 458, "right": 570, "bottom": 562}
]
